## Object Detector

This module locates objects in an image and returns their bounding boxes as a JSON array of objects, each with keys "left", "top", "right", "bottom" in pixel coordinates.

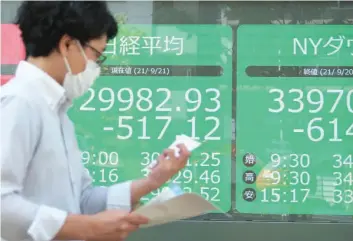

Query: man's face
[{"left": 61, "top": 34, "right": 107, "bottom": 75}]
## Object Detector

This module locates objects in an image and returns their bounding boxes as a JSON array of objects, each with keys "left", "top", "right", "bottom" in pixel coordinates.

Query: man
[{"left": 0, "top": 2, "right": 190, "bottom": 241}]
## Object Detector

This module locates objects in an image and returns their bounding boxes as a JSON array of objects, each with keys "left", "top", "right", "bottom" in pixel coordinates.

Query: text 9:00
[
  {"left": 79, "top": 87, "right": 220, "bottom": 112},
  {"left": 81, "top": 151, "right": 119, "bottom": 166}
]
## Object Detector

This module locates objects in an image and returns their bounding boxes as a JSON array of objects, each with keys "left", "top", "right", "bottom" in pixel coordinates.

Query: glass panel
[{"left": 1, "top": 0, "right": 352, "bottom": 223}]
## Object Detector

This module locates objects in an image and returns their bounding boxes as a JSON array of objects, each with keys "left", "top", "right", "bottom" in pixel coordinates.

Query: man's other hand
[{"left": 86, "top": 210, "right": 149, "bottom": 241}]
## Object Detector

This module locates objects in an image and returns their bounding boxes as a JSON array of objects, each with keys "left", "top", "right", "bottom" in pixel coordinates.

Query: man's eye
[
  {"left": 96, "top": 57, "right": 105, "bottom": 65},
  {"left": 97, "top": 55, "right": 106, "bottom": 65}
]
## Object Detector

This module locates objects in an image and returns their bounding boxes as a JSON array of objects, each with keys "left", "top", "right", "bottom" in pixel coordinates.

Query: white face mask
[{"left": 63, "top": 41, "right": 101, "bottom": 100}]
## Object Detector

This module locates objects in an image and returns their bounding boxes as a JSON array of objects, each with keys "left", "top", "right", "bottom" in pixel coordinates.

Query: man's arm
[
  {"left": 0, "top": 96, "right": 90, "bottom": 241},
  {"left": 80, "top": 167, "right": 157, "bottom": 214}
]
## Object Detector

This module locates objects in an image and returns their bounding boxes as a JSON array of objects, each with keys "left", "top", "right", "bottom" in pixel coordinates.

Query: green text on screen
[
  {"left": 236, "top": 25, "right": 353, "bottom": 215},
  {"left": 69, "top": 24, "right": 233, "bottom": 211}
]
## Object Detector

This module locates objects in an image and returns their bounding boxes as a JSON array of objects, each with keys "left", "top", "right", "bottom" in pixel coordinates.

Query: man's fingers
[
  {"left": 163, "top": 148, "right": 176, "bottom": 159},
  {"left": 176, "top": 144, "right": 190, "bottom": 157},
  {"left": 157, "top": 152, "right": 166, "bottom": 161},
  {"left": 119, "top": 232, "right": 129, "bottom": 240},
  {"left": 124, "top": 213, "right": 149, "bottom": 225},
  {"left": 119, "top": 221, "right": 139, "bottom": 232}
]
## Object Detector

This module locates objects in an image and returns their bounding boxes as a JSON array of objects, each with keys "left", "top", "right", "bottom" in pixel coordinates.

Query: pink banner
[{"left": 1, "top": 24, "right": 25, "bottom": 85}]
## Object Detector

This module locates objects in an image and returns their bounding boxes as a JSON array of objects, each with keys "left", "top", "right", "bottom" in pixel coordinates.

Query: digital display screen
[
  {"left": 68, "top": 24, "right": 233, "bottom": 211},
  {"left": 236, "top": 25, "right": 353, "bottom": 215}
]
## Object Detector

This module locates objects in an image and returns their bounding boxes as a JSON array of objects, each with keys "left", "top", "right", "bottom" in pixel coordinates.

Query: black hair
[{"left": 15, "top": 1, "right": 118, "bottom": 57}]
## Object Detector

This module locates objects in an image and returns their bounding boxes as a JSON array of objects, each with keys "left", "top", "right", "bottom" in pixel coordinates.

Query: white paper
[
  {"left": 167, "top": 134, "right": 201, "bottom": 157},
  {"left": 133, "top": 193, "right": 219, "bottom": 228},
  {"left": 145, "top": 135, "right": 201, "bottom": 170}
]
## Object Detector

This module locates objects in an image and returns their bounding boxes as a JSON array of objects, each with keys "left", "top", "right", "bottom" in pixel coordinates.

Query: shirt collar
[{"left": 15, "top": 61, "right": 69, "bottom": 110}]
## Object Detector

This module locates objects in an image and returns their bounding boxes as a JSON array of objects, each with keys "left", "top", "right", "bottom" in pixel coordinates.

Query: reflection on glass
[
  {"left": 87, "top": 0, "right": 353, "bottom": 223},
  {"left": 1, "top": 0, "right": 352, "bottom": 223}
]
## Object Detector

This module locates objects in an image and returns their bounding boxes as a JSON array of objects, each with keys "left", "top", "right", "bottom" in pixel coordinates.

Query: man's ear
[{"left": 58, "top": 34, "right": 74, "bottom": 57}]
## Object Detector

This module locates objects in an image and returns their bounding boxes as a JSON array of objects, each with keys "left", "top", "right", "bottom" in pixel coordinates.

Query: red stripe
[
  {"left": 1, "top": 75, "right": 13, "bottom": 85},
  {"left": 1, "top": 24, "right": 25, "bottom": 85}
]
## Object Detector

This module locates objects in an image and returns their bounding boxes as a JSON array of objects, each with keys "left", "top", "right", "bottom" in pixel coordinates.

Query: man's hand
[
  {"left": 147, "top": 144, "right": 191, "bottom": 189},
  {"left": 86, "top": 210, "right": 149, "bottom": 241}
]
